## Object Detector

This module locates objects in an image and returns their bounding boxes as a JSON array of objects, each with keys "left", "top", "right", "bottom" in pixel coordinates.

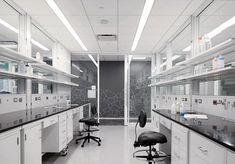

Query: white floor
[{"left": 43, "top": 125, "right": 170, "bottom": 164}]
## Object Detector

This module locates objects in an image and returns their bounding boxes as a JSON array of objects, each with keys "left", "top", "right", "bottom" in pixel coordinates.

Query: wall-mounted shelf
[
  {"left": 149, "top": 66, "right": 235, "bottom": 87},
  {"left": 0, "top": 70, "right": 37, "bottom": 79},
  {"left": 33, "top": 78, "right": 79, "bottom": 87},
  {"left": 0, "top": 46, "right": 78, "bottom": 79},
  {"left": 31, "top": 62, "right": 79, "bottom": 78},
  {"left": 149, "top": 38, "right": 235, "bottom": 80},
  {"left": 0, "top": 46, "right": 38, "bottom": 63}
]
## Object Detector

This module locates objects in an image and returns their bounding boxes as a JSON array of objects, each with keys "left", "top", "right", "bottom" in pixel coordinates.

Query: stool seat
[
  {"left": 79, "top": 117, "right": 99, "bottom": 126},
  {"left": 138, "top": 131, "right": 167, "bottom": 147}
]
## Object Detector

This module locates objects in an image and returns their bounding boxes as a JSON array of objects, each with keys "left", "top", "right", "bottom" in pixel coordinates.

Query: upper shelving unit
[
  {"left": 0, "top": 46, "right": 38, "bottom": 63},
  {"left": 0, "top": 46, "right": 79, "bottom": 87},
  {"left": 0, "top": 46, "right": 79, "bottom": 79},
  {"left": 149, "top": 66, "right": 235, "bottom": 87},
  {"left": 148, "top": 38, "right": 235, "bottom": 80},
  {"left": 31, "top": 62, "right": 79, "bottom": 78}
]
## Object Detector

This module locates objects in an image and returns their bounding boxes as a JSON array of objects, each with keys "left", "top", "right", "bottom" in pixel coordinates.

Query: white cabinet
[
  {"left": 152, "top": 112, "right": 160, "bottom": 132},
  {"left": 42, "top": 113, "right": 67, "bottom": 153},
  {"left": 189, "top": 131, "right": 226, "bottom": 164},
  {"left": 22, "top": 122, "right": 42, "bottom": 164},
  {"left": 227, "top": 151, "right": 235, "bottom": 164},
  {"left": 171, "top": 122, "right": 188, "bottom": 164},
  {"left": 66, "top": 110, "right": 73, "bottom": 144},
  {"left": 0, "top": 128, "right": 21, "bottom": 164}
]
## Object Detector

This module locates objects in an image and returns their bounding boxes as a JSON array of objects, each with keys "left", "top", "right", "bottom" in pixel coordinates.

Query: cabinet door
[
  {"left": 190, "top": 153, "right": 207, "bottom": 164},
  {"left": 67, "top": 111, "right": 73, "bottom": 143},
  {"left": 24, "top": 124, "right": 42, "bottom": 164},
  {"left": 0, "top": 130, "right": 20, "bottom": 164},
  {"left": 227, "top": 151, "right": 235, "bottom": 164}
]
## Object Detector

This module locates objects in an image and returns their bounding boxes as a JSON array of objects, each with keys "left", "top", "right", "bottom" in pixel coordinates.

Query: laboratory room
[{"left": 1, "top": 0, "right": 235, "bottom": 164}]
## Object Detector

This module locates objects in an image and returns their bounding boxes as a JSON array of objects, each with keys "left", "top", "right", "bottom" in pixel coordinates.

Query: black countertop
[
  {"left": 153, "top": 109, "right": 235, "bottom": 152},
  {"left": 0, "top": 104, "right": 85, "bottom": 133}
]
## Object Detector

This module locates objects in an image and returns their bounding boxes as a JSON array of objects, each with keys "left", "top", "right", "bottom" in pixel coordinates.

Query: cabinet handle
[
  {"left": 174, "top": 135, "right": 180, "bottom": 142},
  {"left": 17, "top": 137, "right": 19, "bottom": 145},
  {"left": 198, "top": 146, "right": 208, "bottom": 154},
  {"left": 25, "top": 134, "right": 27, "bottom": 141}
]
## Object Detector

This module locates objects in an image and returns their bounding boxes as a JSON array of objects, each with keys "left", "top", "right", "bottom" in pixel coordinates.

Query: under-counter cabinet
[
  {"left": 189, "top": 131, "right": 226, "bottom": 164},
  {"left": 171, "top": 122, "right": 188, "bottom": 164},
  {"left": 42, "top": 113, "right": 67, "bottom": 153},
  {"left": 0, "top": 128, "right": 21, "bottom": 164},
  {"left": 22, "top": 122, "right": 42, "bottom": 164},
  {"left": 66, "top": 110, "right": 73, "bottom": 144},
  {"left": 152, "top": 112, "right": 160, "bottom": 132},
  {"left": 227, "top": 151, "right": 235, "bottom": 164}
]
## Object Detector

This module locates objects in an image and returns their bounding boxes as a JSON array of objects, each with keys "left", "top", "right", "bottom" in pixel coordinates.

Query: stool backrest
[{"left": 138, "top": 110, "right": 147, "bottom": 128}]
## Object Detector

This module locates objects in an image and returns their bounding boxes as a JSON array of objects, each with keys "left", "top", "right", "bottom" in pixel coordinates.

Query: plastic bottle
[
  {"left": 171, "top": 102, "right": 176, "bottom": 114},
  {"left": 218, "top": 55, "right": 225, "bottom": 69},
  {"left": 180, "top": 102, "right": 185, "bottom": 116},
  {"left": 176, "top": 101, "right": 181, "bottom": 114},
  {"left": 212, "top": 57, "right": 218, "bottom": 70}
]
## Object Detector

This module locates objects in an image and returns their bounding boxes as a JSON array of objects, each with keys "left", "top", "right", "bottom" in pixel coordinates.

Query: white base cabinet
[
  {"left": 189, "top": 131, "right": 226, "bottom": 164},
  {"left": 22, "top": 122, "right": 42, "bottom": 164},
  {"left": 42, "top": 113, "right": 67, "bottom": 153},
  {"left": 227, "top": 151, "right": 235, "bottom": 164},
  {"left": 171, "top": 122, "right": 188, "bottom": 164},
  {"left": 66, "top": 110, "right": 73, "bottom": 144},
  {"left": 0, "top": 128, "right": 21, "bottom": 164}
]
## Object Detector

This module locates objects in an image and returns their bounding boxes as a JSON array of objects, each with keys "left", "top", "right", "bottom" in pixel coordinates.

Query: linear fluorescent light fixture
[
  {"left": 183, "top": 16, "right": 235, "bottom": 52},
  {"left": 31, "top": 39, "right": 49, "bottom": 51},
  {"left": 160, "top": 55, "right": 181, "bottom": 67},
  {"left": 45, "top": 0, "right": 88, "bottom": 51},
  {"left": 129, "top": 55, "right": 133, "bottom": 64},
  {"left": 132, "top": 57, "right": 147, "bottom": 60},
  {"left": 88, "top": 54, "right": 98, "bottom": 67},
  {"left": 72, "top": 63, "right": 83, "bottom": 72},
  {"left": 0, "top": 18, "right": 49, "bottom": 51},
  {"left": 183, "top": 45, "right": 191, "bottom": 52},
  {"left": 131, "top": 0, "right": 154, "bottom": 51}
]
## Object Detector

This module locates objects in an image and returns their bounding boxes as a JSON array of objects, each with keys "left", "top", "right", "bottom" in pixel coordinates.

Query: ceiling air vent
[{"left": 96, "top": 34, "right": 117, "bottom": 41}]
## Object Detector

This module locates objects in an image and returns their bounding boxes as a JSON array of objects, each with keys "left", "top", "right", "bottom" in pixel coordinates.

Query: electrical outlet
[{"left": 213, "top": 100, "right": 217, "bottom": 105}]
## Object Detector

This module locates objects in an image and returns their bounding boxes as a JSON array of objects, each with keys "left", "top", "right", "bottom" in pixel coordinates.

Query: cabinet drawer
[
  {"left": 190, "top": 131, "right": 226, "bottom": 164},
  {"left": 172, "top": 145, "right": 187, "bottom": 164},
  {"left": 172, "top": 123, "right": 188, "bottom": 151},
  {"left": 227, "top": 151, "right": 235, "bottom": 164},
  {"left": 160, "top": 116, "right": 171, "bottom": 130},
  {"left": 43, "top": 116, "right": 58, "bottom": 128}
]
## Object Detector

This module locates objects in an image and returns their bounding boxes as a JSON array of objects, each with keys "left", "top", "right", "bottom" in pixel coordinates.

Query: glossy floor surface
[{"left": 43, "top": 125, "right": 170, "bottom": 164}]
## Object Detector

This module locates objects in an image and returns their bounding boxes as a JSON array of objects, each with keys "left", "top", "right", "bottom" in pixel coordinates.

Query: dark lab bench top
[
  {"left": 153, "top": 109, "right": 235, "bottom": 152},
  {"left": 0, "top": 104, "right": 87, "bottom": 134}
]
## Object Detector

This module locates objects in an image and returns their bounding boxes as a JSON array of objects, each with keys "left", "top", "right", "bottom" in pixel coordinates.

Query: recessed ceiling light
[
  {"left": 131, "top": 0, "right": 155, "bottom": 51},
  {"left": 45, "top": 0, "right": 88, "bottom": 51},
  {"left": 100, "top": 19, "right": 109, "bottom": 25}
]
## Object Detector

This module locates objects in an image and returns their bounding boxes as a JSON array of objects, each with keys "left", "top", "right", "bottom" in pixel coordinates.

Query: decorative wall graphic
[
  {"left": 129, "top": 61, "right": 151, "bottom": 120},
  {"left": 100, "top": 61, "right": 124, "bottom": 125},
  {"left": 71, "top": 61, "right": 97, "bottom": 117}
]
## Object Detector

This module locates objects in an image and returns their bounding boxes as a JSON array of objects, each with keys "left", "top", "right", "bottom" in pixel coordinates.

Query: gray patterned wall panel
[
  {"left": 71, "top": 61, "right": 97, "bottom": 111},
  {"left": 100, "top": 61, "right": 124, "bottom": 120},
  {"left": 129, "top": 61, "right": 151, "bottom": 120}
]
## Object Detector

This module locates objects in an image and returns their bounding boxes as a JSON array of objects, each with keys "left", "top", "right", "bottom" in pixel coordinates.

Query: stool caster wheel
[
  {"left": 81, "top": 145, "right": 84, "bottom": 148},
  {"left": 99, "top": 139, "right": 101, "bottom": 142},
  {"left": 98, "top": 143, "right": 101, "bottom": 146},
  {"left": 75, "top": 141, "right": 78, "bottom": 144}
]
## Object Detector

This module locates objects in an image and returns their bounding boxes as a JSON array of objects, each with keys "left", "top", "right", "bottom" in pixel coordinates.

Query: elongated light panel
[
  {"left": 131, "top": 0, "right": 154, "bottom": 51},
  {"left": 88, "top": 54, "right": 98, "bottom": 67},
  {"left": 45, "top": 0, "right": 88, "bottom": 51}
]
